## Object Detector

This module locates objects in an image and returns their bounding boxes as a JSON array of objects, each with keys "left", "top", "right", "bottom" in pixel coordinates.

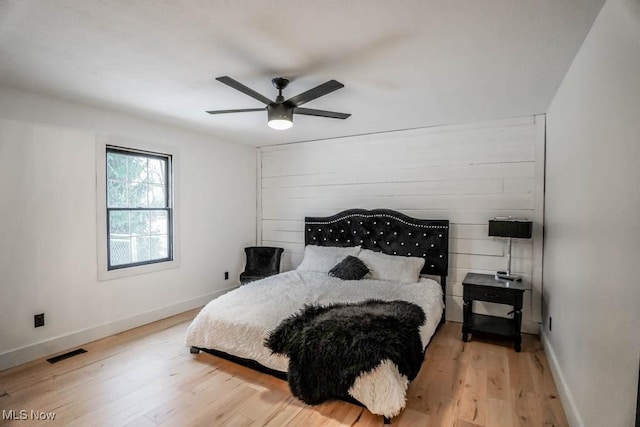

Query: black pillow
[{"left": 328, "top": 256, "right": 370, "bottom": 280}]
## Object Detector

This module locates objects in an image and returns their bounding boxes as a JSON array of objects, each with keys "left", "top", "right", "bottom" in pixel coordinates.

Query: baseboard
[
  {"left": 0, "top": 287, "right": 236, "bottom": 371},
  {"left": 541, "top": 330, "right": 584, "bottom": 427}
]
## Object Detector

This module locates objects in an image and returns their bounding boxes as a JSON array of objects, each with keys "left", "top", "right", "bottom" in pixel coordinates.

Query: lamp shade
[{"left": 488, "top": 219, "right": 532, "bottom": 239}]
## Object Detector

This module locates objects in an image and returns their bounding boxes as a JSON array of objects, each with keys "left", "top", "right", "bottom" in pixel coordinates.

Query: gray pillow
[
  {"left": 328, "top": 256, "right": 370, "bottom": 280},
  {"left": 296, "top": 245, "right": 361, "bottom": 273}
]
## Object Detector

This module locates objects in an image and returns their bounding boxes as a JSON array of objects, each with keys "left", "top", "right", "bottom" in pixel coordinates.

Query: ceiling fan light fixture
[
  {"left": 267, "top": 104, "right": 293, "bottom": 130},
  {"left": 268, "top": 119, "right": 293, "bottom": 130}
]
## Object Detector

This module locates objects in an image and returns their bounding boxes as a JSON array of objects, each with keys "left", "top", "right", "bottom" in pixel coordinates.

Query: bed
[{"left": 186, "top": 208, "right": 449, "bottom": 423}]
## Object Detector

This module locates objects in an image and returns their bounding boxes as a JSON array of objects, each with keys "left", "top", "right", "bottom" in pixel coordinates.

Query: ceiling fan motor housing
[{"left": 268, "top": 102, "right": 293, "bottom": 123}]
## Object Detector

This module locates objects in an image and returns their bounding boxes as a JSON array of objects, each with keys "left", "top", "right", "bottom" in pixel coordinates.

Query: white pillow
[
  {"left": 359, "top": 249, "right": 425, "bottom": 284},
  {"left": 296, "top": 245, "right": 361, "bottom": 273}
]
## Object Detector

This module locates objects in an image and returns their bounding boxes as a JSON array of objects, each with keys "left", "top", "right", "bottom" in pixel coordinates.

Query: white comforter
[{"left": 185, "top": 270, "right": 444, "bottom": 417}]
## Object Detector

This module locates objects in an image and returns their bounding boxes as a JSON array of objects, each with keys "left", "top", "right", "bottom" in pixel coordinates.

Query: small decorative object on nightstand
[
  {"left": 488, "top": 217, "right": 532, "bottom": 281},
  {"left": 462, "top": 272, "right": 526, "bottom": 352}
]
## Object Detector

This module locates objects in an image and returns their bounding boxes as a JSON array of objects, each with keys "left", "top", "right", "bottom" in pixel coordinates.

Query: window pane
[
  {"left": 109, "top": 211, "right": 130, "bottom": 234},
  {"left": 107, "top": 153, "right": 128, "bottom": 181},
  {"left": 132, "top": 236, "right": 151, "bottom": 263},
  {"left": 130, "top": 211, "right": 150, "bottom": 235},
  {"left": 110, "top": 236, "right": 132, "bottom": 266},
  {"left": 107, "top": 180, "right": 127, "bottom": 208},
  {"left": 148, "top": 158, "right": 166, "bottom": 184},
  {"left": 148, "top": 184, "right": 166, "bottom": 208},
  {"left": 128, "top": 156, "right": 148, "bottom": 182},
  {"left": 150, "top": 235, "right": 168, "bottom": 259},
  {"left": 150, "top": 211, "right": 168, "bottom": 234},
  {"left": 128, "top": 182, "right": 148, "bottom": 208}
]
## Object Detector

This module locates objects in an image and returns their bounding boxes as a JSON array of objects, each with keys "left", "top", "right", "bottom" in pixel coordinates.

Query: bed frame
[{"left": 191, "top": 208, "right": 449, "bottom": 424}]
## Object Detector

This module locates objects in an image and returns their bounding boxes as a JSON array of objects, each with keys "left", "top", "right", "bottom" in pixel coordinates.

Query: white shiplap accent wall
[{"left": 258, "top": 116, "right": 545, "bottom": 332}]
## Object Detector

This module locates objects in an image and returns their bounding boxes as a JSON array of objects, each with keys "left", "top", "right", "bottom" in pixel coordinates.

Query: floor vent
[{"left": 46, "top": 348, "right": 87, "bottom": 364}]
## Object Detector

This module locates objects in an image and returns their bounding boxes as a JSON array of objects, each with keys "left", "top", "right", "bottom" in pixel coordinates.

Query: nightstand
[{"left": 462, "top": 272, "right": 526, "bottom": 352}]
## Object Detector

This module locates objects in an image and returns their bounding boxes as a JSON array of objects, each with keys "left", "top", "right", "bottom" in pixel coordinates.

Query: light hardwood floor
[{"left": 0, "top": 309, "right": 568, "bottom": 427}]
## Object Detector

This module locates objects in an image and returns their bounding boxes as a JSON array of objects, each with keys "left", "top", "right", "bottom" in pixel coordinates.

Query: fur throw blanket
[{"left": 264, "top": 299, "right": 426, "bottom": 405}]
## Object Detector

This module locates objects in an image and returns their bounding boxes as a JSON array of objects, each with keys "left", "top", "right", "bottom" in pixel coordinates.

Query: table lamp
[{"left": 488, "top": 218, "right": 532, "bottom": 281}]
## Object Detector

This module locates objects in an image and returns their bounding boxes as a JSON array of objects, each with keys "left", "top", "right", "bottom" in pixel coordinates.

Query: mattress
[{"left": 185, "top": 270, "right": 444, "bottom": 373}]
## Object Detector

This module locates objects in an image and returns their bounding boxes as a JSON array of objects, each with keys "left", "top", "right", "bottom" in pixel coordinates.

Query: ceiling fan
[{"left": 206, "top": 76, "right": 351, "bottom": 130}]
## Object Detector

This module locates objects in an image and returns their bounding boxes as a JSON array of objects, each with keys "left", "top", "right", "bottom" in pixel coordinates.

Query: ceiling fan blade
[
  {"left": 294, "top": 107, "right": 351, "bottom": 119},
  {"left": 216, "top": 76, "right": 273, "bottom": 105},
  {"left": 286, "top": 80, "right": 344, "bottom": 107},
  {"left": 206, "top": 108, "right": 265, "bottom": 115}
]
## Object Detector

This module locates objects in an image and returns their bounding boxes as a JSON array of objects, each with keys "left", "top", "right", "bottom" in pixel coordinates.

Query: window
[
  {"left": 97, "top": 137, "right": 179, "bottom": 281},
  {"left": 105, "top": 147, "right": 173, "bottom": 269}
]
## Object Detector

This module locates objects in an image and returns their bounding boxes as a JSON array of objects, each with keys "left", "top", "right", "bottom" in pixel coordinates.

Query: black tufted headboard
[
  {"left": 305, "top": 209, "right": 449, "bottom": 276},
  {"left": 305, "top": 209, "right": 449, "bottom": 319}
]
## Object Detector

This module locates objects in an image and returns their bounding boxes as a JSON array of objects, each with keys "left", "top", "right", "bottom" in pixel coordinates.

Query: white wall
[
  {"left": 0, "top": 85, "right": 256, "bottom": 370},
  {"left": 258, "top": 116, "right": 546, "bottom": 332},
  {"left": 544, "top": 0, "right": 640, "bottom": 425}
]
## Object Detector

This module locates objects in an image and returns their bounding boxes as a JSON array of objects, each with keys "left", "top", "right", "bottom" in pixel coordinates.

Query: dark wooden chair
[{"left": 239, "top": 246, "right": 284, "bottom": 285}]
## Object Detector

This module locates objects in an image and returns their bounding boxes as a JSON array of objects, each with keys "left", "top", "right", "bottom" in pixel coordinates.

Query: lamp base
[{"left": 495, "top": 271, "right": 522, "bottom": 281}]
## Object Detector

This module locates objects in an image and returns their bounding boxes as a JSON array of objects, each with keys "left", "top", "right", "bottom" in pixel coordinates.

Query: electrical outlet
[
  {"left": 34, "top": 313, "right": 45, "bottom": 328},
  {"left": 224, "top": 271, "right": 229, "bottom": 280},
  {"left": 549, "top": 316, "right": 552, "bottom": 331}
]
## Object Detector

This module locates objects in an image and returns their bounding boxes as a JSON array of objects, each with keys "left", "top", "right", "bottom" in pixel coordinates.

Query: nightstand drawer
[{"left": 464, "top": 285, "right": 517, "bottom": 305}]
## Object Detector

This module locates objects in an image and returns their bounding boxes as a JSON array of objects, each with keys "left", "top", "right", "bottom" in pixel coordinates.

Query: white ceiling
[{"left": 0, "top": 0, "right": 605, "bottom": 146}]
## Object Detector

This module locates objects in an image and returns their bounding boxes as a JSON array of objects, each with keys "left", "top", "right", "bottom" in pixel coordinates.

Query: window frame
[
  {"left": 106, "top": 146, "right": 173, "bottom": 270},
  {"left": 96, "top": 136, "right": 180, "bottom": 281}
]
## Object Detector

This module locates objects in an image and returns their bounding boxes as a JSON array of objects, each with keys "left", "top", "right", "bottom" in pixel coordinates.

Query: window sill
[{"left": 98, "top": 258, "right": 180, "bottom": 281}]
